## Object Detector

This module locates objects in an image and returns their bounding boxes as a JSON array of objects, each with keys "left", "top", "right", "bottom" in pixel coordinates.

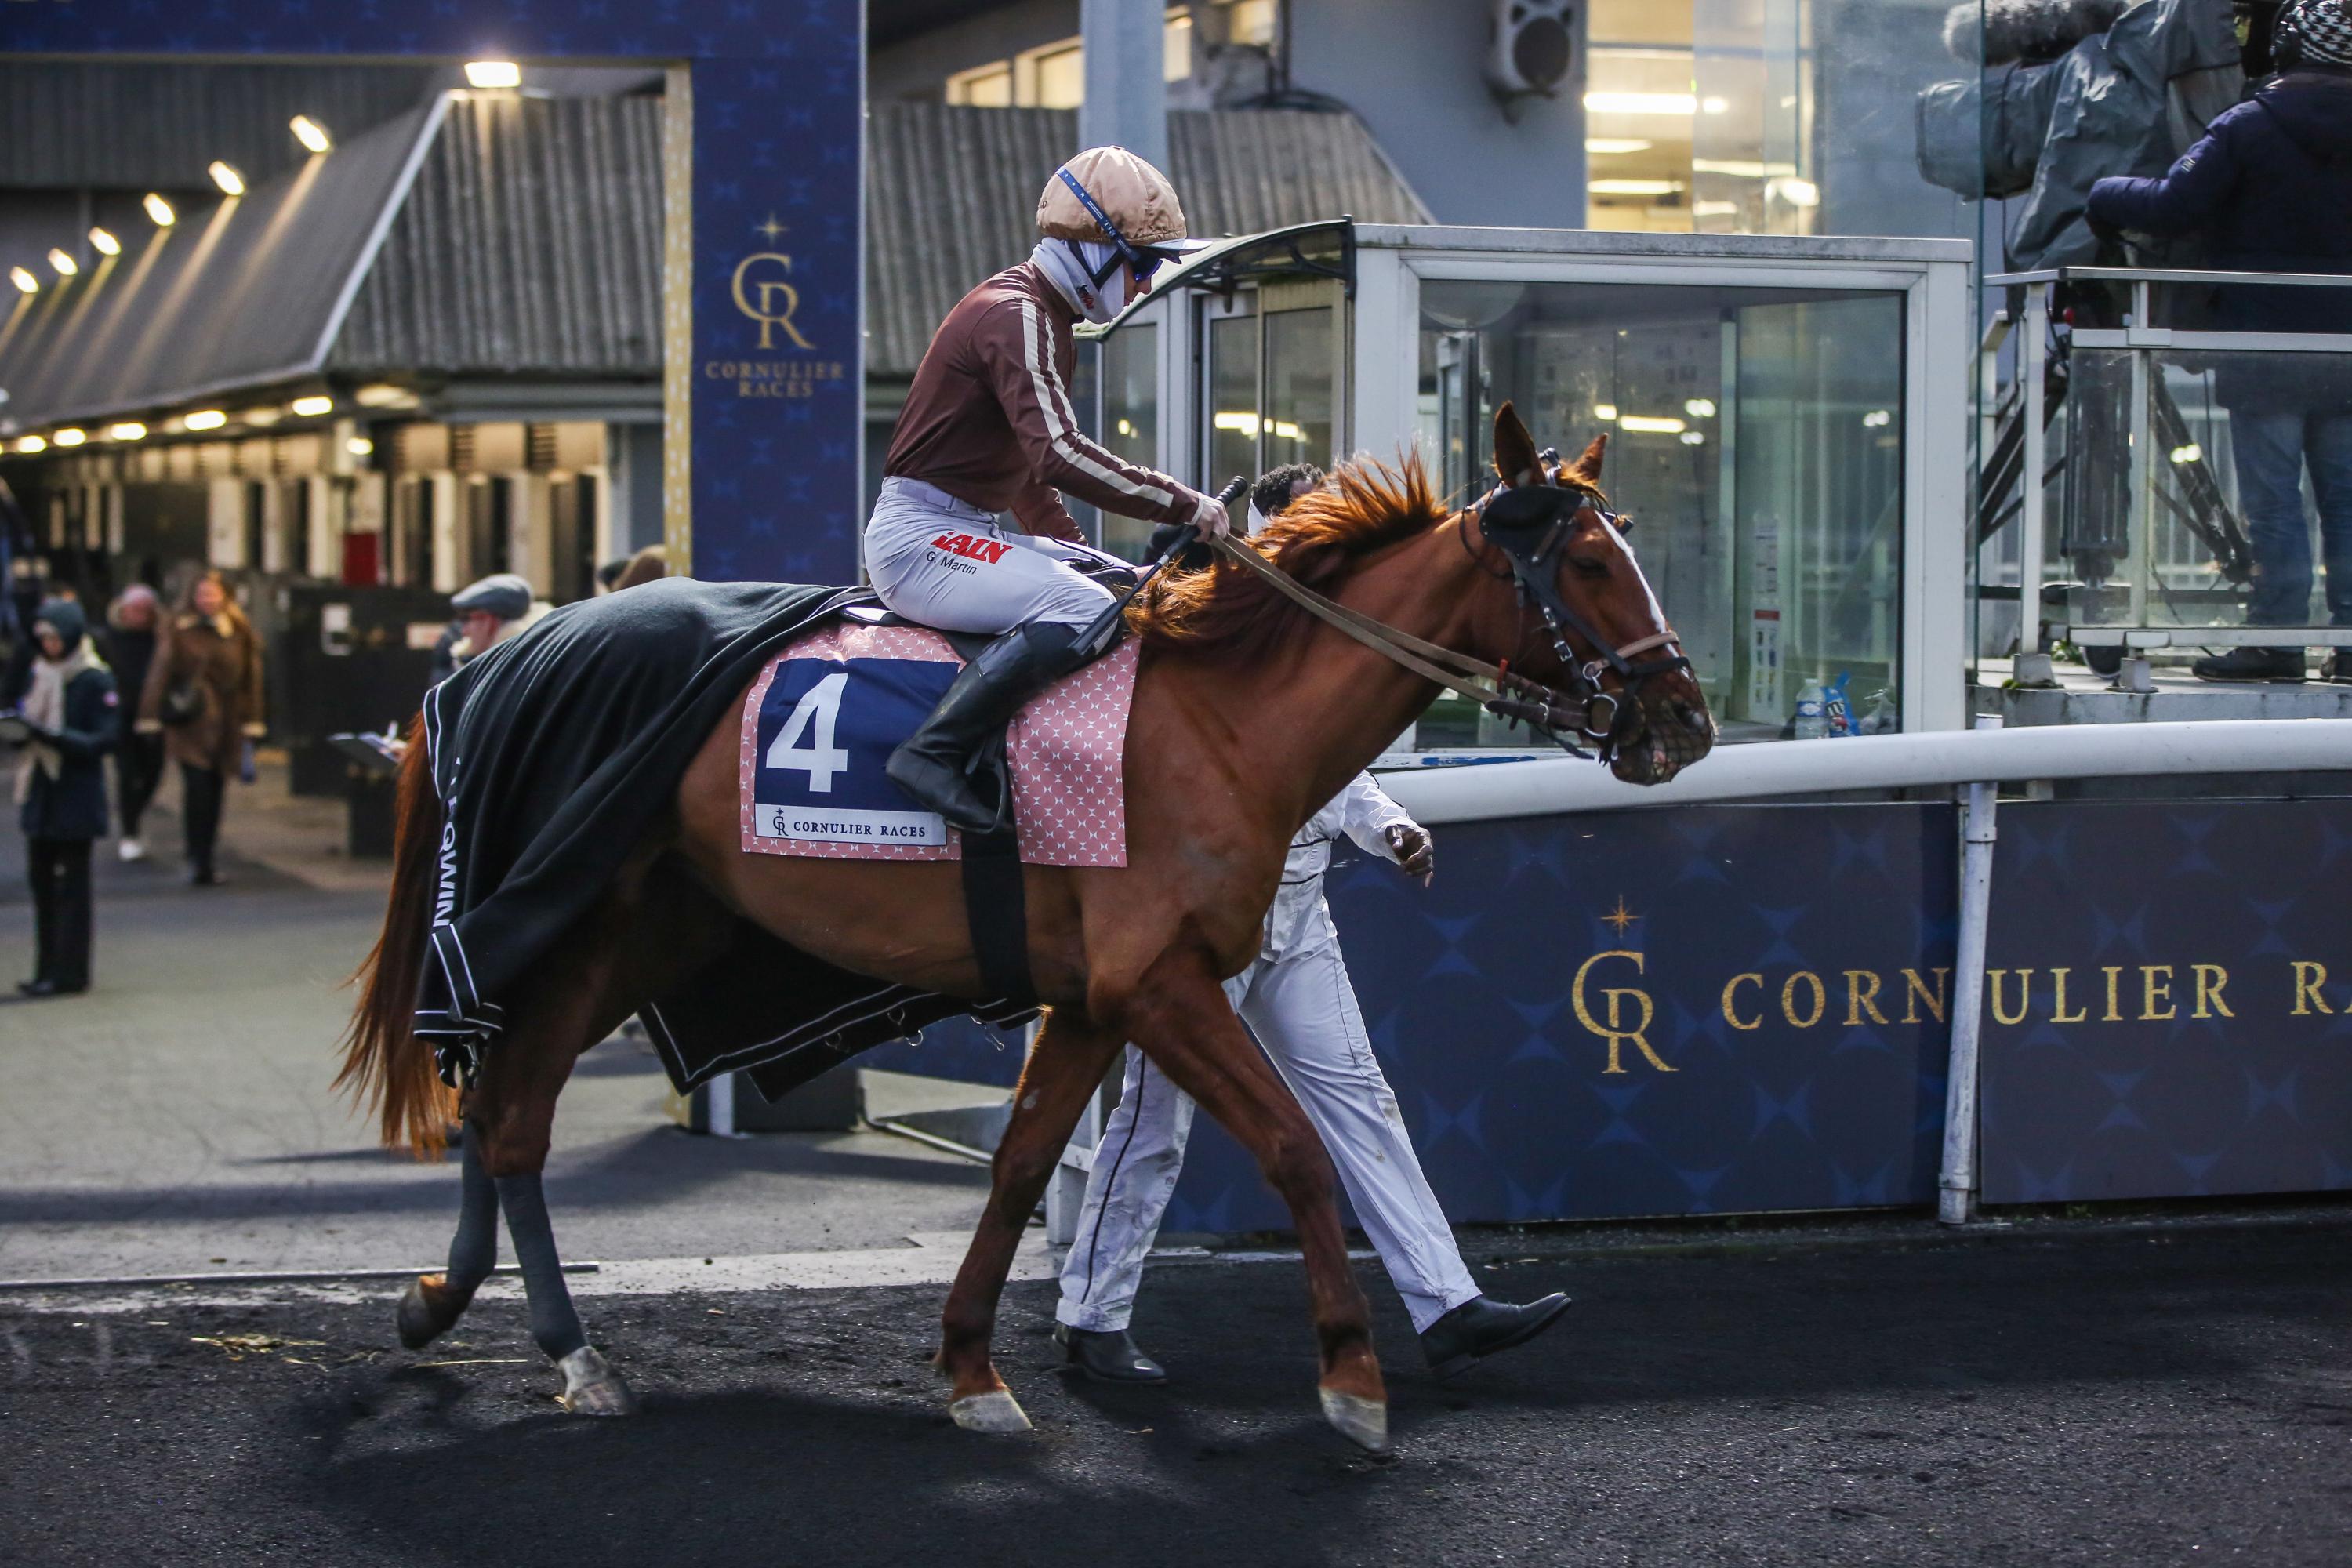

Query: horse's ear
[
  {"left": 1566, "top": 433, "right": 1608, "bottom": 488},
  {"left": 1492, "top": 401, "right": 1543, "bottom": 489}
]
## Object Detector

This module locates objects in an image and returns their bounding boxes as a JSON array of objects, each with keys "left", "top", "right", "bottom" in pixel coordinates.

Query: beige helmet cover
[{"left": 1036, "top": 146, "right": 1188, "bottom": 246}]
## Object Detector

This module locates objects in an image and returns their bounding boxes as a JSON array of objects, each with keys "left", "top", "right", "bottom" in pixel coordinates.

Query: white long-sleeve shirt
[{"left": 1260, "top": 772, "right": 1415, "bottom": 961}]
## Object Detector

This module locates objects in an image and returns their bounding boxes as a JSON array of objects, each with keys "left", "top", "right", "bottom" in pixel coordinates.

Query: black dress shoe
[
  {"left": 1419, "top": 1293, "right": 1572, "bottom": 1380},
  {"left": 16, "top": 978, "right": 85, "bottom": 999},
  {"left": 2192, "top": 646, "right": 2306, "bottom": 682},
  {"left": 2330, "top": 650, "right": 2352, "bottom": 684},
  {"left": 1054, "top": 1323, "right": 1168, "bottom": 1384}
]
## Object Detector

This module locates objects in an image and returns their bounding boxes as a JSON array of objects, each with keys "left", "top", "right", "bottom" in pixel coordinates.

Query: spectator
[
  {"left": 138, "top": 571, "right": 263, "bottom": 887},
  {"left": 428, "top": 572, "right": 551, "bottom": 684},
  {"left": 103, "top": 585, "right": 165, "bottom": 862},
  {"left": 9, "top": 597, "right": 118, "bottom": 996},
  {"left": 609, "top": 545, "right": 670, "bottom": 592},
  {"left": 2088, "top": 0, "right": 2352, "bottom": 681}
]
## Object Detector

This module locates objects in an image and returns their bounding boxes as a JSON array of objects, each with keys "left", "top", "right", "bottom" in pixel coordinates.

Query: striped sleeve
[{"left": 979, "top": 296, "right": 1196, "bottom": 528}]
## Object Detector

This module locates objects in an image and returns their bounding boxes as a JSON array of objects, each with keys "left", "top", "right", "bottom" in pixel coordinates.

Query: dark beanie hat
[{"left": 33, "top": 597, "right": 87, "bottom": 652}]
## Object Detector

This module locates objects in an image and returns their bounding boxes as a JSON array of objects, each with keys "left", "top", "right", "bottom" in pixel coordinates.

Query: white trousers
[
  {"left": 863, "top": 477, "right": 1114, "bottom": 633},
  {"left": 1055, "top": 898, "right": 1481, "bottom": 1335}
]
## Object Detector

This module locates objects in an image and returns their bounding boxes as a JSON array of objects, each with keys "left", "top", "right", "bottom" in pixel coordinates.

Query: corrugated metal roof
[
  {"left": 0, "top": 100, "right": 437, "bottom": 430},
  {"left": 332, "top": 94, "right": 666, "bottom": 376},
  {"left": 865, "top": 105, "right": 1432, "bottom": 376},
  {"left": 0, "top": 62, "right": 437, "bottom": 192},
  {"left": 1, "top": 98, "right": 1427, "bottom": 423}
]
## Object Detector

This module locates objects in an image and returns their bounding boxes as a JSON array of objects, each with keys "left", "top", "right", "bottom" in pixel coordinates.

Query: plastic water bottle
[{"left": 1793, "top": 681, "right": 1829, "bottom": 739}]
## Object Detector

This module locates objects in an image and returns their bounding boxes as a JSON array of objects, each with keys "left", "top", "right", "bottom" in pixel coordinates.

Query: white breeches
[
  {"left": 862, "top": 476, "right": 1115, "bottom": 633},
  {"left": 1055, "top": 898, "right": 1481, "bottom": 1335}
]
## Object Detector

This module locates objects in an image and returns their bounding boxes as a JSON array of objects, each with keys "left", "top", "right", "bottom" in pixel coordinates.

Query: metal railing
[{"left": 1981, "top": 266, "right": 2352, "bottom": 655}]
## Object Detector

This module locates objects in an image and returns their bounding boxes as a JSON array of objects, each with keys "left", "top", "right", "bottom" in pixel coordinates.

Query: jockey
[
  {"left": 869, "top": 146, "right": 1230, "bottom": 830},
  {"left": 1051, "top": 469, "right": 1573, "bottom": 1385}
]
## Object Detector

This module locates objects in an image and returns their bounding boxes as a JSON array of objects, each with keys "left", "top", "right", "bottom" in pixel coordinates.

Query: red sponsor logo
[{"left": 929, "top": 531, "right": 1011, "bottom": 565}]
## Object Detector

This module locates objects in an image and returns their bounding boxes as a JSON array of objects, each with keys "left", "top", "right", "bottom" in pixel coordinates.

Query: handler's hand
[{"left": 1387, "top": 821, "right": 1435, "bottom": 884}]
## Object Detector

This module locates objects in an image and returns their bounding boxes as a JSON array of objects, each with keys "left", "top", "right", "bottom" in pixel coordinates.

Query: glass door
[{"left": 1196, "top": 281, "right": 1348, "bottom": 511}]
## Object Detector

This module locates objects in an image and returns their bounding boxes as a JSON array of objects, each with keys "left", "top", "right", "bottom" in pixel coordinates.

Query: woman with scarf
[
  {"left": 8, "top": 597, "right": 119, "bottom": 996},
  {"left": 137, "top": 572, "right": 263, "bottom": 886}
]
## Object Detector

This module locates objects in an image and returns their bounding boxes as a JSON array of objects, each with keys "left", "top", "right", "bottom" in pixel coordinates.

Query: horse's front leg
[
  {"left": 1125, "top": 956, "right": 1388, "bottom": 1454},
  {"left": 938, "top": 1009, "right": 1123, "bottom": 1432}
]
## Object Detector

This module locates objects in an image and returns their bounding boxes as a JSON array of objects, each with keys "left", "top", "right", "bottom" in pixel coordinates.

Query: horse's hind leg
[
  {"left": 938, "top": 1010, "right": 1123, "bottom": 1432},
  {"left": 470, "top": 971, "right": 635, "bottom": 1415},
  {"left": 396, "top": 1120, "right": 499, "bottom": 1349}
]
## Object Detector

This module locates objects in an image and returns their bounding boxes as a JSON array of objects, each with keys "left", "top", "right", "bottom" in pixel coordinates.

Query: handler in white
[{"left": 1053, "top": 470, "right": 1571, "bottom": 1385}]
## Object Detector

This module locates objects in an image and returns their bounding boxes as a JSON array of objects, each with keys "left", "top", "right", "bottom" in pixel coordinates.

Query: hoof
[
  {"left": 555, "top": 1346, "right": 638, "bottom": 1416},
  {"left": 396, "top": 1274, "right": 466, "bottom": 1351},
  {"left": 949, "top": 1388, "right": 1033, "bottom": 1434},
  {"left": 1319, "top": 1388, "right": 1391, "bottom": 1456}
]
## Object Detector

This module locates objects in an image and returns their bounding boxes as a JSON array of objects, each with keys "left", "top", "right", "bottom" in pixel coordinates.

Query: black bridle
[{"left": 1465, "top": 463, "right": 1692, "bottom": 764}]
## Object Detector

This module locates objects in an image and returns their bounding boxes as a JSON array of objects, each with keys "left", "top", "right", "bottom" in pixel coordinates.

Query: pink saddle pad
[{"left": 737, "top": 621, "right": 1134, "bottom": 866}]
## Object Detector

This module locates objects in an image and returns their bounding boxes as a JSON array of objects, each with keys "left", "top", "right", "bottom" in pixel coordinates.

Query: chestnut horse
[{"left": 339, "top": 404, "right": 1714, "bottom": 1454}]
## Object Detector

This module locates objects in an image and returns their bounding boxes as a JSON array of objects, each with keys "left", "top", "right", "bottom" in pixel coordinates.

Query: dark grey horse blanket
[{"left": 413, "top": 576, "right": 1035, "bottom": 1100}]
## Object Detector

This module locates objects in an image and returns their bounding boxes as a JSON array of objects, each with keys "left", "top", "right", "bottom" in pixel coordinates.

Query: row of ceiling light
[
  {"left": 11, "top": 394, "right": 362, "bottom": 455},
  {"left": 8, "top": 61, "right": 522, "bottom": 298}
]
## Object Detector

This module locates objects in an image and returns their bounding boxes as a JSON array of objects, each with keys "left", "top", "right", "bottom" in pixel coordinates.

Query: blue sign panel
[
  {"left": 1, "top": 2, "right": 865, "bottom": 586},
  {"left": 1163, "top": 804, "right": 1961, "bottom": 1233},
  {"left": 1977, "top": 798, "right": 2352, "bottom": 1204},
  {"left": 751, "top": 656, "right": 953, "bottom": 847}
]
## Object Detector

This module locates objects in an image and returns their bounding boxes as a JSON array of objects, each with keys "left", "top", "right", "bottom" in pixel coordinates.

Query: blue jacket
[
  {"left": 19, "top": 662, "right": 120, "bottom": 841},
  {"left": 2087, "top": 69, "right": 2352, "bottom": 337}
]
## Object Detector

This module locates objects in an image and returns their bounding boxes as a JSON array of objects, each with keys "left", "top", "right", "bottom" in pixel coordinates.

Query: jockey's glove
[{"left": 1184, "top": 486, "right": 1235, "bottom": 541}]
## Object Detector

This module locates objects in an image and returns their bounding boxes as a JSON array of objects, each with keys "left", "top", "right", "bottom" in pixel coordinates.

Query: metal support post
[
  {"left": 706, "top": 1070, "right": 736, "bottom": 1137},
  {"left": 1938, "top": 713, "right": 2002, "bottom": 1226},
  {"left": 2126, "top": 317, "right": 2151, "bottom": 631},
  {"left": 2020, "top": 286, "right": 2049, "bottom": 650}
]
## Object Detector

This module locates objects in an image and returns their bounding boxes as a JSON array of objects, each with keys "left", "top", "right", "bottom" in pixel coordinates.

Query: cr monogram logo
[{"left": 731, "top": 252, "right": 815, "bottom": 352}]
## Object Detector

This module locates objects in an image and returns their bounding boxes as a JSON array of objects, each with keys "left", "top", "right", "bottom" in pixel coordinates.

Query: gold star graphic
[
  {"left": 1602, "top": 896, "right": 1639, "bottom": 935},
  {"left": 754, "top": 213, "right": 789, "bottom": 244}
]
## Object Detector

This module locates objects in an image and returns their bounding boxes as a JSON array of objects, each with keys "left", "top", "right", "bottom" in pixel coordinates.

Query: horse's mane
[{"left": 1127, "top": 454, "right": 1454, "bottom": 664}]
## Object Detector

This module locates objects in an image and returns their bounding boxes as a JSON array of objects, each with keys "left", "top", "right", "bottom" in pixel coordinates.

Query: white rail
[{"left": 1381, "top": 719, "right": 2352, "bottom": 826}]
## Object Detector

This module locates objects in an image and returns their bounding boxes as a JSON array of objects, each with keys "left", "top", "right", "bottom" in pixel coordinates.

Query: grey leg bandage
[
  {"left": 494, "top": 1171, "right": 589, "bottom": 1361},
  {"left": 444, "top": 1123, "right": 499, "bottom": 1299}
]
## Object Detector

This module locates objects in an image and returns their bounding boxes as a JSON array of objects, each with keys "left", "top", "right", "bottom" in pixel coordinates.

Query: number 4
[{"left": 767, "top": 671, "right": 851, "bottom": 793}]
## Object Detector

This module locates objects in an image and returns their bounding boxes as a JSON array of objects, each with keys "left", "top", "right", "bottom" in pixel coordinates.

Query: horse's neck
[{"left": 1196, "top": 522, "right": 1490, "bottom": 834}]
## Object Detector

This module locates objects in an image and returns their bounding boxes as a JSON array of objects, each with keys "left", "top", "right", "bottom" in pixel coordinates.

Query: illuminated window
[
  {"left": 1018, "top": 38, "right": 1086, "bottom": 109},
  {"left": 946, "top": 60, "right": 1013, "bottom": 107},
  {"left": 1165, "top": 10, "right": 1193, "bottom": 81},
  {"left": 1225, "top": 0, "right": 1279, "bottom": 47}
]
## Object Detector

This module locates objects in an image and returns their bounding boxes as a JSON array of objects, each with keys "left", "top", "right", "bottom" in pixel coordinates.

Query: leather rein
[{"left": 1202, "top": 466, "right": 1690, "bottom": 763}]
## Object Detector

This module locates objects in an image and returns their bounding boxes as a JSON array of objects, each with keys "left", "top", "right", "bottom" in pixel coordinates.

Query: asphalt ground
[{"left": 5, "top": 1214, "right": 2352, "bottom": 1566}]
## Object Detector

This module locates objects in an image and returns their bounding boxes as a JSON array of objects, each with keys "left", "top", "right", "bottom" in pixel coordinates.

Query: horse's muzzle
[{"left": 1609, "top": 689, "right": 1715, "bottom": 786}]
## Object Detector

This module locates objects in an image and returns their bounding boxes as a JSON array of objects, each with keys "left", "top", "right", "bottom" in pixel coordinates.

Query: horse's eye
[{"left": 1566, "top": 556, "right": 1610, "bottom": 579}]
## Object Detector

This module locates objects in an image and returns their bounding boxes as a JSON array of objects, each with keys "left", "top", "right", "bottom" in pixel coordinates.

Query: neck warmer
[
  {"left": 15, "top": 640, "right": 101, "bottom": 800},
  {"left": 1031, "top": 238, "right": 1126, "bottom": 325}
]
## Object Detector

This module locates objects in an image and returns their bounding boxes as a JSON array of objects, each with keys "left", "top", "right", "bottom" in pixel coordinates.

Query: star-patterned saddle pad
[{"left": 737, "top": 619, "right": 1135, "bottom": 867}]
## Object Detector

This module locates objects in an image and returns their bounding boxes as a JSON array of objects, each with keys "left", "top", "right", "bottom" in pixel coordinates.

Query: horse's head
[{"left": 1470, "top": 402, "right": 1715, "bottom": 785}]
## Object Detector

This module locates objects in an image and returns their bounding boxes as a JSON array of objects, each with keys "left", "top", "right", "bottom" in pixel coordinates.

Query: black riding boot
[{"left": 886, "top": 622, "right": 1090, "bottom": 833}]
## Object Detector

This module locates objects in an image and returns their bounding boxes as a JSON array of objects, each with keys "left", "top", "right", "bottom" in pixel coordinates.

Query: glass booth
[{"left": 1076, "top": 223, "right": 1973, "bottom": 750}]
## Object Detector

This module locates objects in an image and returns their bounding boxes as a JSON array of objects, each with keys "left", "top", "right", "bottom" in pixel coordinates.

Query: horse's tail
[{"left": 336, "top": 718, "right": 459, "bottom": 1157}]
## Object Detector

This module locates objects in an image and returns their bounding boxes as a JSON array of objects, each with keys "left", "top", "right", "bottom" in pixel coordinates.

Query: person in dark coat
[
  {"left": 9, "top": 597, "right": 118, "bottom": 996},
  {"left": 137, "top": 571, "right": 263, "bottom": 887},
  {"left": 102, "top": 585, "right": 165, "bottom": 862},
  {"left": 2088, "top": 0, "right": 2352, "bottom": 681}
]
